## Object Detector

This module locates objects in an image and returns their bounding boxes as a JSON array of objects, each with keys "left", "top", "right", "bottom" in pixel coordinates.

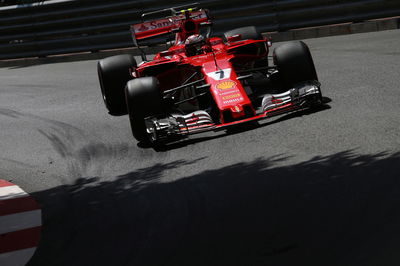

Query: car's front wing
[{"left": 145, "top": 81, "right": 322, "bottom": 142}]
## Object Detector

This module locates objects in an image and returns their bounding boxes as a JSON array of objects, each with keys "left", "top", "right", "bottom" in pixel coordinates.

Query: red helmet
[
  {"left": 185, "top": 34, "right": 205, "bottom": 56},
  {"left": 185, "top": 34, "right": 204, "bottom": 45}
]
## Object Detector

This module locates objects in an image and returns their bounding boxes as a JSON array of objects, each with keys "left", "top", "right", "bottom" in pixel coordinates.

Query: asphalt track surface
[{"left": 1, "top": 29, "right": 400, "bottom": 266}]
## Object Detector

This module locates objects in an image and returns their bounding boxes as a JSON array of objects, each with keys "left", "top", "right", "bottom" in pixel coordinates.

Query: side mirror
[
  {"left": 160, "top": 50, "right": 174, "bottom": 57},
  {"left": 200, "top": 21, "right": 213, "bottom": 39},
  {"left": 227, "top": 34, "right": 242, "bottom": 42},
  {"left": 200, "top": 21, "right": 213, "bottom": 27}
]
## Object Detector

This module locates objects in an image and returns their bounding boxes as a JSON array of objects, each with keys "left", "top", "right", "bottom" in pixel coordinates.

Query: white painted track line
[
  {"left": 0, "top": 248, "right": 36, "bottom": 266},
  {"left": 0, "top": 209, "right": 42, "bottom": 235},
  {"left": 0, "top": 186, "right": 28, "bottom": 200}
]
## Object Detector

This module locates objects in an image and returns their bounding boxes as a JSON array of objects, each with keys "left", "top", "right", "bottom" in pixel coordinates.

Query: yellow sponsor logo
[
  {"left": 216, "top": 81, "right": 236, "bottom": 90},
  {"left": 222, "top": 93, "right": 241, "bottom": 100}
]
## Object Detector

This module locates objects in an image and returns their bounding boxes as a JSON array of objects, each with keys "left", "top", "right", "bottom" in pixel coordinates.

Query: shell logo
[{"left": 216, "top": 81, "right": 236, "bottom": 90}]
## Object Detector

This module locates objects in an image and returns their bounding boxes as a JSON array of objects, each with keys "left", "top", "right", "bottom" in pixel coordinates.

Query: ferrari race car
[{"left": 97, "top": 4, "right": 322, "bottom": 144}]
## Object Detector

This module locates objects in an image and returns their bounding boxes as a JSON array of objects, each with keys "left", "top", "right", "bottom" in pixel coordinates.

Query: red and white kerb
[{"left": 0, "top": 179, "right": 41, "bottom": 266}]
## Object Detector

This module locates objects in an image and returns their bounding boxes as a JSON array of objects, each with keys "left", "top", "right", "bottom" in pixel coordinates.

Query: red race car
[{"left": 98, "top": 4, "right": 322, "bottom": 144}]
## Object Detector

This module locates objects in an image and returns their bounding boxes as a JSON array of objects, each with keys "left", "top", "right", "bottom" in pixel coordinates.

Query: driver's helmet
[{"left": 185, "top": 34, "right": 205, "bottom": 57}]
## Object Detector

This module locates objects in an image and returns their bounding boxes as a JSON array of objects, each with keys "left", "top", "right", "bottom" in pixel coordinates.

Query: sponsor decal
[
  {"left": 216, "top": 80, "right": 236, "bottom": 90},
  {"left": 134, "top": 10, "right": 207, "bottom": 33},
  {"left": 223, "top": 97, "right": 243, "bottom": 105},
  {"left": 222, "top": 93, "right": 241, "bottom": 100},
  {"left": 149, "top": 20, "right": 173, "bottom": 30},
  {"left": 135, "top": 19, "right": 172, "bottom": 32},
  {"left": 219, "top": 90, "right": 240, "bottom": 95},
  {"left": 138, "top": 24, "right": 149, "bottom": 32}
]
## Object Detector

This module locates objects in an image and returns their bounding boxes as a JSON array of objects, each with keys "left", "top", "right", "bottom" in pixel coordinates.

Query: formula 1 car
[{"left": 97, "top": 3, "right": 322, "bottom": 144}]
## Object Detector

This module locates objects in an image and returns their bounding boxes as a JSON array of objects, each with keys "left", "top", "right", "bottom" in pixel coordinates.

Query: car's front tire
[
  {"left": 273, "top": 41, "right": 318, "bottom": 88},
  {"left": 98, "top": 54, "right": 136, "bottom": 115},
  {"left": 125, "top": 77, "right": 163, "bottom": 143}
]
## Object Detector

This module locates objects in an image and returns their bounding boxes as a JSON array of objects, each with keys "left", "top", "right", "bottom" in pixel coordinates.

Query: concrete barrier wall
[{"left": 1, "top": 0, "right": 399, "bottom": 59}]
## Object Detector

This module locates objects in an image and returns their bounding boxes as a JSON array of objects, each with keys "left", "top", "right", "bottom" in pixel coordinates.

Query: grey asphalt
[{"left": 0, "top": 29, "right": 399, "bottom": 266}]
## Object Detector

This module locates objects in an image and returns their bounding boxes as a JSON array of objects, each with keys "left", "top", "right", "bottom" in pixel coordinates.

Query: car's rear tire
[
  {"left": 125, "top": 77, "right": 163, "bottom": 143},
  {"left": 273, "top": 41, "right": 318, "bottom": 88},
  {"left": 98, "top": 54, "right": 136, "bottom": 115},
  {"left": 224, "top": 26, "right": 262, "bottom": 41}
]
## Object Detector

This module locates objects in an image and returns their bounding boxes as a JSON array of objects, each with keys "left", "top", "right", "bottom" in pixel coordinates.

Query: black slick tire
[
  {"left": 273, "top": 41, "right": 318, "bottom": 88},
  {"left": 98, "top": 54, "right": 136, "bottom": 115},
  {"left": 125, "top": 77, "right": 163, "bottom": 143}
]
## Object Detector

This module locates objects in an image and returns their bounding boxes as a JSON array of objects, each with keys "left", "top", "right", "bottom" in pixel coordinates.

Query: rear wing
[{"left": 130, "top": 9, "right": 209, "bottom": 46}]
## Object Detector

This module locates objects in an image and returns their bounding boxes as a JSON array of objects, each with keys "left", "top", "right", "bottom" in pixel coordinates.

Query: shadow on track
[{"left": 29, "top": 149, "right": 400, "bottom": 266}]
